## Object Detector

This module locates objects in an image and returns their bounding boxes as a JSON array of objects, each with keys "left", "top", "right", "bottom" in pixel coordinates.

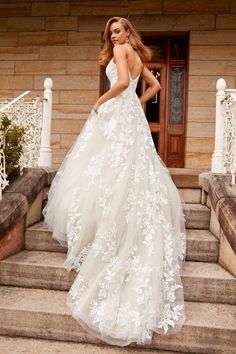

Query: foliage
[{"left": 0, "top": 114, "right": 25, "bottom": 182}]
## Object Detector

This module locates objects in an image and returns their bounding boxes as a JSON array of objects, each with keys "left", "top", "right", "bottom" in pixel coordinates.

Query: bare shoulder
[{"left": 113, "top": 44, "right": 129, "bottom": 60}]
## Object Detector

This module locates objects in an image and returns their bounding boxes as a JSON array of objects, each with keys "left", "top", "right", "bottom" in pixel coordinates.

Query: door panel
[
  {"left": 137, "top": 63, "right": 166, "bottom": 158},
  {"left": 142, "top": 35, "right": 188, "bottom": 167},
  {"left": 166, "top": 64, "right": 186, "bottom": 167}
]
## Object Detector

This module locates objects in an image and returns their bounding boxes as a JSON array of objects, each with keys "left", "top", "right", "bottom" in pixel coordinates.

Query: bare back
[{"left": 123, "top": 43, "right": 143, "bottom": 80}]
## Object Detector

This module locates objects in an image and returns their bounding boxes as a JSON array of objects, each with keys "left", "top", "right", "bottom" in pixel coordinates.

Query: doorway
[{"left": 139, "top": 35, "right": 189, "bottom": 167}]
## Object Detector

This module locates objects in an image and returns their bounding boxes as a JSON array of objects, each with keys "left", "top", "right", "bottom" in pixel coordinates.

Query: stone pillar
[
  {"left": 211, "top": 78, "right": 226, "bottom": 173},
  {"left": 38, "top": 78, "right": 53, "bottom": 168}
]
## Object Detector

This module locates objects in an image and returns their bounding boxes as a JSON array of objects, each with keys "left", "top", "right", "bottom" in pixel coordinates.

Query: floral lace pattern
[{"left": 43, "top": 59, "right": 186, "bottom": 346}]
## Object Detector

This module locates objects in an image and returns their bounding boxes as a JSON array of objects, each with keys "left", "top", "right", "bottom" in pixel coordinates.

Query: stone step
[
  {"left": 35, "top": 204, "right": 210, "bottom": 244},
  {"left": 0, "top": 286, "right": 235, "bottom": 354},
  {"left": 178, "top": 188, "right": 201, "bottom": 204},
  {"left": 0, "top": 250, "right": 234, "bottom": 304},
  {"left": 169, "top": 168, "right": 205, "bottom": 189},
  {"left": 181, "top": 261, "right": 236, "bottom": 304},
  {"left": 26, "top": 222, "right": 218, "bottom": 262},
  {"left": 186, "top": 229, "right": 218, "bottom": 262},
  {"left": 0, "top": 336, "right": 186, "bottom": 354},
  {"left": 184, "top": 204, "right": 210, "bottom": 229},
  {"left": 26, "top": 221, "right": 68, "bottom": 254}
]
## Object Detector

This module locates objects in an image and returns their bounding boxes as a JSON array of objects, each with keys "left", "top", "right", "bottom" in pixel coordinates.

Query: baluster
[
  {"left": 211, "top": 78, "right": 226, "bottom": 173},
  {"left": 38, "top": 78, "right": 53, "bottom": 167}
]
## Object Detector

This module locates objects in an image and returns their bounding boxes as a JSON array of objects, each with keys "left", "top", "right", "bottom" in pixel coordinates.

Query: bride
[{"left": 43, "top": 16, "right": 186, "bottom": 346}]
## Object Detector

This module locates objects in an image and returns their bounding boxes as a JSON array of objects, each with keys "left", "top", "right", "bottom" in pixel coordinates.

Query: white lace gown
[{"left": 42, "top": 59, "right": 186, "bottom": 346}]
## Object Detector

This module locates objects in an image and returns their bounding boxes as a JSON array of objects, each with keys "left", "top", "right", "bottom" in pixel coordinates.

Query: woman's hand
[{"left": 92, "top": 101, "right": 100, "bottom": 114}]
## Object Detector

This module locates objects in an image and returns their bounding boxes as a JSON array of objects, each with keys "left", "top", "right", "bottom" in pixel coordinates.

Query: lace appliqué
[{"left": 45, "top": 58, "right": 186, "bottom": 346}]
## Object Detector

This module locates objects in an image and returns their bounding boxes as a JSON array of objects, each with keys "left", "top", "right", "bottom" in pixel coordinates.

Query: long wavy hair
[{"left": 100, "top": 17, "right": 152, "bottom": 66}]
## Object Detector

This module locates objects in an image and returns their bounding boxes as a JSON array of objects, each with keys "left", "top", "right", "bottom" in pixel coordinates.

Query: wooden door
[
  {"left": 140, "top": 35, "right": 188, "bottom": 167},
  {"left": 136, "top": 63, "right": 166, "bottom": 159}
]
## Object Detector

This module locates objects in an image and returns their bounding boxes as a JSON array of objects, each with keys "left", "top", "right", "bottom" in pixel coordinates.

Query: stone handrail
[
  {"left": 200, "top": 172, "right": 236, "bottom": 276},
  {"left": 0, "top": 167, "right": 57, "bottom": 261},
  {"left": 211, "top": 79, "right": 236, "bottom": 184},
  {"left": 0, "top": 78, "right": 53, "bottom": 200}
]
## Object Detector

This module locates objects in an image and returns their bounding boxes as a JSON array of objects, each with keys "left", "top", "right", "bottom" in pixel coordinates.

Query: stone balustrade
[
  {"left": 200, "top": 172, "right": 236, "bottom": 276},
  {"left": 0, "top": 167, "right": 56, "bottom": 260},
  {"left": 211, "top": 79, "right": 236, "bottom": 185}
]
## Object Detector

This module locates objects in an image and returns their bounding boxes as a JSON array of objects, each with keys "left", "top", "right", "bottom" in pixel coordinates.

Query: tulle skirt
[{"left": 42, "top": 92, "right": 186, "bottom": 346}]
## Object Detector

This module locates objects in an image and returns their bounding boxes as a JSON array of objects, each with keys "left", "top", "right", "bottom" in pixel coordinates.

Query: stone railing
[
  {"left": 0, "top": 78, "right": 53, "bottom": 200},
  {"left": 199, "top": 172, "right": 236, "bottom": 276},
  {"left": 211, "top": 79, "right": 236, "bottom": 184}
]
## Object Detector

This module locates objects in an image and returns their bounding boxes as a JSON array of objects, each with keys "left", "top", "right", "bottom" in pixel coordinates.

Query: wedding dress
[{"left": 42, "top": 58, "right": 186, "bottom": 346}]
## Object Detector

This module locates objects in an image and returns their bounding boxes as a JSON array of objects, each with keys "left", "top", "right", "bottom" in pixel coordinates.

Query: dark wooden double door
[{"left": 138, "top": 35, "right": 188, "bottom": 167}]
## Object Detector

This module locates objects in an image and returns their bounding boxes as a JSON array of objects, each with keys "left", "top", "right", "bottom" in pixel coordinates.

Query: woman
[{"left": 43, "top": 17, "right": 186, "bottom": 346}]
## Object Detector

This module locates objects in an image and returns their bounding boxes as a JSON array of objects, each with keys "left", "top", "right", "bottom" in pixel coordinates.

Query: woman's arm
[
  {"left": 139, "top": 65, "right": 161, "bottom": 104},
  {"left": 92, "top": 45, "right": 130, "bottom": 112}
]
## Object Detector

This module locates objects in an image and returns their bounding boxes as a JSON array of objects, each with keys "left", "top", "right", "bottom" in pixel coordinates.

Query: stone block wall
[{"left": 0, "top": 0, "right": 236, "bottom": 168}]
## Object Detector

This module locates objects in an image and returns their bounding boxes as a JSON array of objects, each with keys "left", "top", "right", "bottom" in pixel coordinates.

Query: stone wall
[{"left": 0, "top": 0, "right": 236, "bottom": 168}]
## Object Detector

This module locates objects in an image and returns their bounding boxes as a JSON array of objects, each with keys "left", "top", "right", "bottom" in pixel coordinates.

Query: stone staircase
[{"left": 0, "top": 183, "right": 236, "bottom": 354}]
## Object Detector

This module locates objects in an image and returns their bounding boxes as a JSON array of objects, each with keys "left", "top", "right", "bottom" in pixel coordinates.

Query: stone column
[{"left": 211, "top": 78, "right": 226, "bottom": 174}]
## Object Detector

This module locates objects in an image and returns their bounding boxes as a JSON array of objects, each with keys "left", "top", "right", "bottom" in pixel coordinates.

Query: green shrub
[{"left": 0, "top": 114, "right": 25, "bottom": 182}]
